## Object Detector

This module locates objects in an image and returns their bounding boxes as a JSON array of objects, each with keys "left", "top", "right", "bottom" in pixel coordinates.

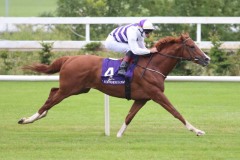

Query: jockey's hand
[{"left": 150, "top": 47, "right": 158, "bottom": 54}]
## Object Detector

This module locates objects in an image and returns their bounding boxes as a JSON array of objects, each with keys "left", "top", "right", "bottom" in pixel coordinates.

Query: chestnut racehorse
[{"left": 18, "top": 33, "right": 210, "bottom": 137}]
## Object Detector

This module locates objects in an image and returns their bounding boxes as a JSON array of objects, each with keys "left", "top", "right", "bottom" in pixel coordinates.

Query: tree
[
  {"left": 56, "top": 0, "right": 240, "bottom": 40},
  {"left": 168, "top": 0, "right": 240, "bottom": 41}
]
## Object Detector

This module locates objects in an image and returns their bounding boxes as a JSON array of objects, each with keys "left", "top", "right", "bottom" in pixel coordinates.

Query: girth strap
[
  {"left": 124, "top": 54, "right": 139, "bottom": 100},
  {"left": 125, "top": 77, "right": 131, "bottom": 100}
]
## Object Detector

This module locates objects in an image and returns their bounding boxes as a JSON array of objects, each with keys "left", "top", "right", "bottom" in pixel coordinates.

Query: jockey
[{"left": 105, "top": 19, "right": 158, "bottom": 76}]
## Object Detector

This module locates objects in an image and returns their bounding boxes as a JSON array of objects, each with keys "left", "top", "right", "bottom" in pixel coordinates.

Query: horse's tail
[{"left": 23, "top": 56, "right": 70, "bottom": 74}]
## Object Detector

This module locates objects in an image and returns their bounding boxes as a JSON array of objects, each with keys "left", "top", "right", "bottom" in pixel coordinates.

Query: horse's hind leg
[
  {"left": 117, "top": 100, "right": 147, "bottom": 137},
  {"left": 37, "top": 87, "right": 91, "bottom": 116},
  {"left": 35, "top": 88, "right": 59, "bottom": 120},
  {"left": 18, "top": 87, "right": 67, "bottom": 124},
  {"left": 18, "top": 86, "right": 91, "bottom": 124}
]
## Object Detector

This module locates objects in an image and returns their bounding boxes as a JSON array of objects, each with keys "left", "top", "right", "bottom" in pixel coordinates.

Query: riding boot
[{"left": 118, "top": 51, "right": 133, "bottom": 76}]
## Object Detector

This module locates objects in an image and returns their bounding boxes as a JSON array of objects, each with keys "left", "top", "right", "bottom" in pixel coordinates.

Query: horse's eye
[{"left": 190, "top": 46, "right": 195, "bottom": 49}]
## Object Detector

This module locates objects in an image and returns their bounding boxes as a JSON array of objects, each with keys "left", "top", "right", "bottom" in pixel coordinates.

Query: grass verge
[{"left": 0, "top": 81, "right": 239, "bottom": 160}]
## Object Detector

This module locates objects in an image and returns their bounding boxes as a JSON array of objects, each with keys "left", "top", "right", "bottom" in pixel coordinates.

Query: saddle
[{"left": 101, "top": 58, "right": 137, "bottom": 100}]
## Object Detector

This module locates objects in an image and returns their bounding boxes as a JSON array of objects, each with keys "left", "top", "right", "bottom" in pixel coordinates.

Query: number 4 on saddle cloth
[{"left": 101, "top": 57, "right": 138, "bottom": 100}]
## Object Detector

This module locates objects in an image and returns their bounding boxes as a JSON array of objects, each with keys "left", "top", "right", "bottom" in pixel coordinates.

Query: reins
[
  {"left": 139, "top": 53, "right": 154, "bottom": 78},
  {"left": 137, "top": 53, "right": 167, "bottom": 78}
]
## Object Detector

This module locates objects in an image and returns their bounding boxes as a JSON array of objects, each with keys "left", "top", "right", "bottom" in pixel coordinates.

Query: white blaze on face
[
  {"left": 197, "top": 44, "right": 211, "bottom": 61},
  {"left": 204, "top": 53, "right": 211, "bottom": 61}
]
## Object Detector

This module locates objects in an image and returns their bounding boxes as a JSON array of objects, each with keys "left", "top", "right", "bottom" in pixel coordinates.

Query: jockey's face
[{"left": 143, "top": 30, "right": 153, "bottom": 38}]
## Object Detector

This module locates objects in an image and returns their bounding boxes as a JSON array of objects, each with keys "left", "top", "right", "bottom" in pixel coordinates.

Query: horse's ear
[
  {"left": 180, "top": 32, "right": 190, "bottom": 40},
  {"left": 185, "top": 32, "right": 190, "bottom": 37}
]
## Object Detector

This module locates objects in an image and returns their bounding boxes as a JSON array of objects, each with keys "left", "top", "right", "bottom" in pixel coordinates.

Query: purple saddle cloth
[{"left": 101, "top": 58, "right": 136, "bottom": 85}]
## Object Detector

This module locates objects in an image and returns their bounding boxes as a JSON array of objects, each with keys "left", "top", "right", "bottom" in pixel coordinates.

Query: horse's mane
[{"left": 154, "top": 33, "right": 189, "bottom": 51}]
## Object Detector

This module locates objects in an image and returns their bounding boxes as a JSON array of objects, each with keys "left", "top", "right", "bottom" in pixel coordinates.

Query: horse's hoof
[
  {"left": 18, "top": 118, "right": 25, "bottom": 124},
  {"left": 117, "top": 133, "right": 123, "bottom": 138},
  {"left": 196, "top": 130, "right": 205, "bottom": 136}
]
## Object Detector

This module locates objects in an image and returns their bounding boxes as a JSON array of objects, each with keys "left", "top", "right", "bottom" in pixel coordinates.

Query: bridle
[
  {"left": 157, "top": 37, "right": 195, "bottom": 61},
  {"left": 138, "top": 37, "right": 196, "bottom": 78}
]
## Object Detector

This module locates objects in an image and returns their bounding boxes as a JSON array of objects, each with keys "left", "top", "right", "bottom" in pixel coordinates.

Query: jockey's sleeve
[
  {"left": 138, "top": 38, "right": 147, "bottom": 49},
  {"left": 127, "top": 28, "right": 150, "bottom": 55}
]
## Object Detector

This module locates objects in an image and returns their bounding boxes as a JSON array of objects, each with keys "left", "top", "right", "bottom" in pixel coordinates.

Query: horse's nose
[
  {"left": 203, "top": 54, "right": 211, "bottom": 64},
  {"left": 205, "top": 57, "right": 210, "bottom": 62},
  {"left": 204, "top": 56, "right": 211, "bottom": 66},
  {"left": 205, "top": 54, "right": 211, "bottom": 61}
]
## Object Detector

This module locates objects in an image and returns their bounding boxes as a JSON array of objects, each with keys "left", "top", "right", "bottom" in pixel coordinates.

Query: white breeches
[{"left": 105, "top": 35, "right": 130, "bottom": 54}]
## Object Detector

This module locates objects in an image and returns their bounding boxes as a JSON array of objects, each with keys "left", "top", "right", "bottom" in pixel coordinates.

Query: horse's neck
[
  {"left": 153, "top": 55, "right": 179, "bottom": 76},
  {"left": 150, "top": 47, "right": 182, "bottom": 76}
]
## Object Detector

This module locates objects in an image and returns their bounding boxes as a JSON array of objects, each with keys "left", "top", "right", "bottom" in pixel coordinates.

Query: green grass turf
[
  {"left": 0, "top": 0, "right": 57, "bottom": 17},
  {"left": 0, "top": 81, "right": 239, "bottom": 160}
]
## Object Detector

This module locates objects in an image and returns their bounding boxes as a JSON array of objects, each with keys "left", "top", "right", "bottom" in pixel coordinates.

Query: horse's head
[
  {"left": 154, "top": 33, "right": 210, "bottom": 67},
  {"left": 180, "top": 33, "right": 210, "bottom": 66}
]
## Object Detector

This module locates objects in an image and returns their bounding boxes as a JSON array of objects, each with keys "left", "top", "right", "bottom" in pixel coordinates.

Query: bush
[
  {"left": 228, "top": 49, "right": 240, "bottom": 75},
  {"left": 0, "top": 51, "right": 14, "bottom": 74},
  {"left": 207, "top": 33, "right": 232, "bottom": 75},
  {"left": 84, "top": 42, "right": 102, "bottom": 51},
  {"left": 39, "top": 42, "right": 54, "bottom": 64}
]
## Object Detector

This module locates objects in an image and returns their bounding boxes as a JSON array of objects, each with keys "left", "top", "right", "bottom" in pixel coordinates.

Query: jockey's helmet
[{"left": 139, "top": 19, "right": 155, "bottom": 33}]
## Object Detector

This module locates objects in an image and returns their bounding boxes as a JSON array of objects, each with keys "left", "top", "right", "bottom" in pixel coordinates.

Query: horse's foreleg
[
  {"left": 117, "top": 100, "right": 147, "bottom": 138},
  {"left": 18, "top": 110, "right": 48, "bottom": 124},
  {"left": 18, "top": 87, "right": 65, "bottom": 124},
  {"left": 185, "top": 121, "right": 205, "bottom": 136},
  {"left": 152, "top": 91, "right": 205, "bottom": 136}
]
